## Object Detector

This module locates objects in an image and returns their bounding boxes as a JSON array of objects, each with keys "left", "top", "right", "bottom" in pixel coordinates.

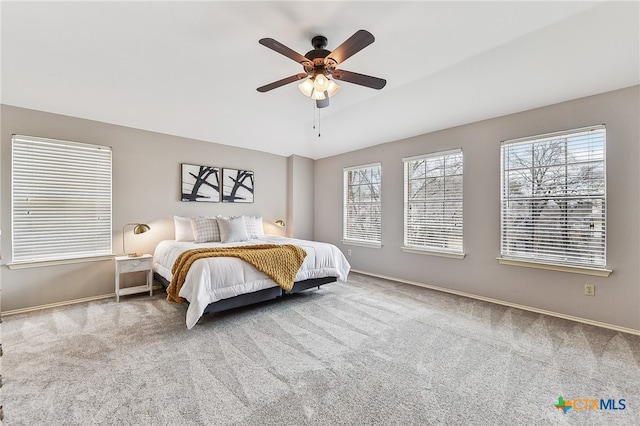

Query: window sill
[
  {"left": 7, "top": 255, "right": 114, "bottom": 270},
  {"left": 497, "top": 257, "right": 612, "bottom": 277},
  {"left": 402, "top": 247, "right": 466, "bottom": 259},
  {"left": 342, "top": 240, "right": 382, "bottom": 249}
]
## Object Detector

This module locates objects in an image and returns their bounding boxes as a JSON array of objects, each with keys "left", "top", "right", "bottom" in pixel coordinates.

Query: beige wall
[
  {"left": 287, "top": 155, "right": 315, "bottom": 240},
  {"left": 1, "top": 105, "right": 312, "bottom": 312},
  {"left": 2, "top": 86, "right": 639, "bottom": 331},
  {"left": 314, "top": 85, "right": 640, "bottom": 331}
]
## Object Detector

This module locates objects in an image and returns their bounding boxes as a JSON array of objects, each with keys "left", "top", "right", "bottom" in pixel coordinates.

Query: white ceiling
[{"left": 2, "top": 1, "right": 638, "bottom": 160}]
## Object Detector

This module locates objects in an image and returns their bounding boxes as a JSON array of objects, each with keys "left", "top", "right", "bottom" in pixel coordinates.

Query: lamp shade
[
  {"left": 133, "top": 223, "right": 150, "bottom": 234},
  {"left": 312, "top": 73, "right": 330, "bottom": 92},
  {"left": 311, "top": 89, "right": 326, "bottom": 100},
  {"left": 123, "top": 223, "right": 150, "bottom": 257},
  {"left": 298, "top": 78, "right": 314, "bottom": 97},
  {"left": 326, "top": 79, "right": 341, "bottom": 97}
]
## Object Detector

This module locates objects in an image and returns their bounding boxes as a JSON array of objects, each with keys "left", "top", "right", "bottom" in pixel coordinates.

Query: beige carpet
[{"left": 3, "top": 273, "right": 639, "bottom": 425}]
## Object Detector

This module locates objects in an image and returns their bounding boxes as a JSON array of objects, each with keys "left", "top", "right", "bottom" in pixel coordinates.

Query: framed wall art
[
  {"left": 222, "top": 168, "right": 254, "bottom": 203},
  {"left": 181, "top": 163, "right": 220, "bottom": 202}
]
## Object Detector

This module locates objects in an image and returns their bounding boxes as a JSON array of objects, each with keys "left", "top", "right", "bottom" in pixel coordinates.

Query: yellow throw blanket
[{"left": 166, "top": 244, "right": 307, "bottom": 304}]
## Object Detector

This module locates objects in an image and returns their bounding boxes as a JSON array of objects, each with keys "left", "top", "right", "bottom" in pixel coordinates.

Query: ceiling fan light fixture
[{"left": 298, "top": 78, "right": 314, "bottom": 97}]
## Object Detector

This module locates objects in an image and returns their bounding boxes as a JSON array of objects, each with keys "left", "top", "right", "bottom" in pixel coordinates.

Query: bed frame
[{"left": 154, "top": 273, "right": 337, "bottom": 315}]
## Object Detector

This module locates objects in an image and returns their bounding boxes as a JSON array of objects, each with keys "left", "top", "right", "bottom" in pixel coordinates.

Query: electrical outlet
[
  {"left": 347, "top": 249, "right": 352, "bottom": 256},
  {"left": 585, "top": 284, "right": 595, "bottom": 296}
]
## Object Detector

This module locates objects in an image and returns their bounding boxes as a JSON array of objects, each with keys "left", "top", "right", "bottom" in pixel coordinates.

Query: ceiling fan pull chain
[
  {"left": 312, "top": 100, "right": 316, "bottom": 131},
  {"left": 311, "top": 101, "right": 321, "bottom": 137}
]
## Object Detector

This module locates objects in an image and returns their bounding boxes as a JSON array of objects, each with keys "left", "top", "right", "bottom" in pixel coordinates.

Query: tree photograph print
[
  {"left": 222, "top": 168, "right": 254, "bottom": 203},
  {"left": 181, "top": 163, "right": 220, "bottom": 202}
]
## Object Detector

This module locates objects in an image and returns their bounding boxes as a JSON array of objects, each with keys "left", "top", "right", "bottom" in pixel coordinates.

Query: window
[
  {"left": 500, "top": 125, "right": 606, "bottom": 271},
  {"left": 343, "top": 163, "right": 381, "bottom": 247},
  {"left": 403, "top": 149, "right": 463, "bottom": 256},
  {"left": 11, "top": 135, "right": 112, "bottom": 264}
]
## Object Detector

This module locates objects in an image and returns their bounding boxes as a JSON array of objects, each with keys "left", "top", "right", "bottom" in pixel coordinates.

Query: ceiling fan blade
[
  {"left": 259, "top": 38, "right": 311, "bottom": 65},
  {"left": 326, "top": 30, "right": 375, "bottom": 65},
  {"left": 331, "top": 69, "right": 386, "bottom": 90},
  {"left": 257, "top": 73, "right": 308, "bottom": 92}
]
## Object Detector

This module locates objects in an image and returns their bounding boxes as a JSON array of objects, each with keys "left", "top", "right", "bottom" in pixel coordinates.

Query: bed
[{"left": 153, "top": 218, "right": 351, "bottom": 329}]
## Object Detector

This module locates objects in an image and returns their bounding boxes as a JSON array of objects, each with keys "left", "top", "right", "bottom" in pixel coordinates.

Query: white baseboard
[
  {"left": 2, "top": 293, "right": 116, "bottom": 317},
  {"left": 1, "top": 285, "right": 164, "bottom": 317},
  {"left": 351, "top": 269, "right": 640, "bottom": 336}
]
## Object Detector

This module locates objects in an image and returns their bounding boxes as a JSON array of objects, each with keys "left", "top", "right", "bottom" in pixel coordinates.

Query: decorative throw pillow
[
  {"left": 243, "top": 215, "right": 264, "bottom": 238},
  {"left": 174, "top": 216, "right": 195, "bottom": 242},
  {"left": 190, "top": 217, "right": 221, "bottom": 243},
  {"left": 217, "top": 216, "right": 249, "bottom": 243}
]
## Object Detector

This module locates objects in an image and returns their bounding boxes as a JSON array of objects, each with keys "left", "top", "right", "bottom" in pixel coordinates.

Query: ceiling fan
[{"left": 257, "top": 29, "right": 386, "bottom": 108}]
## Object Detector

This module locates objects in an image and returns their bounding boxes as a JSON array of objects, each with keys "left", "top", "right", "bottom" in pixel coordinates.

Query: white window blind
[
  {"left": 12, "top": 135, "right": 112, "bottom": 263},
  {"left": 343, "top": 163, "right": 382, "bottom": 246},
  {"left": 403, "top": 149, "right": 463, "bottom": 254},
  {"left": 500, "top": 125, "right": 606, "bottom": 268}
]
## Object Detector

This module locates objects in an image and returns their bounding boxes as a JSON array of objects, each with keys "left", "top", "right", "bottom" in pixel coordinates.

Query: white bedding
[{"left": 153, "top": 235, "right": 351, "bottom": 329}]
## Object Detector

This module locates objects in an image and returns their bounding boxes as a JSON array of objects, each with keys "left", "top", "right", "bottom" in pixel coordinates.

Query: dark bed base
[{"left": 154, "top": 273, "right": 337, "bottom": 315}]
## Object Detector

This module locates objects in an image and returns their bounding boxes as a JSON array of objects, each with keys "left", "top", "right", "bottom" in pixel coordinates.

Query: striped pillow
[{"left": 190, "top": 217, "right": 221, "bottom": 243}]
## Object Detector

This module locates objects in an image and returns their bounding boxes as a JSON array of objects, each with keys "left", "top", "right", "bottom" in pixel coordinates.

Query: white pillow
[
  {"left": 217, "top": 216, "right": 249, "bottom": 243},
  {"left": 174, "top": 216, "right": 195, "bottom": 242},
  {"left": 243, "top": 215, "right": 264, "bottom": 238},
  {"left": 190, "top": 217, "right": 221, "bottom": 243}
]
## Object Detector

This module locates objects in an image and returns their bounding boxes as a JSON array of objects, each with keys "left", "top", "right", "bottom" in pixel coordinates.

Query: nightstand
[{"left": 114, "top": 254, "right": 153, "bottom": 302}]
